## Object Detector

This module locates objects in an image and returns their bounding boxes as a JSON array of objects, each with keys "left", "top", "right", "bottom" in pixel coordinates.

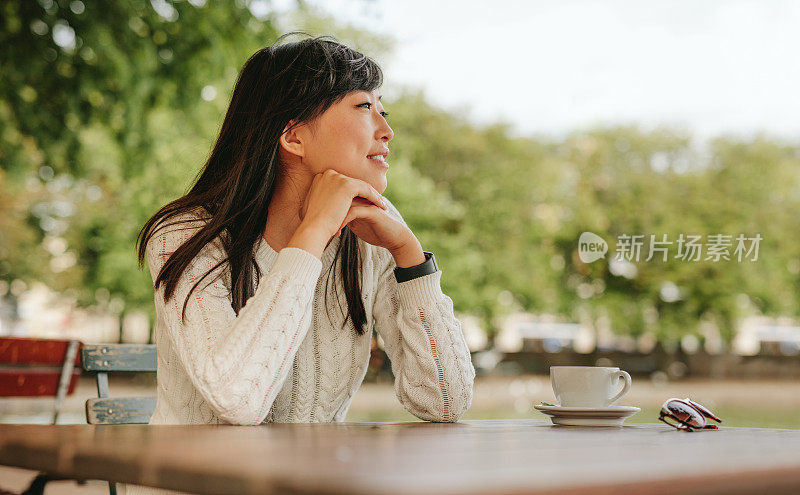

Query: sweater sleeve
[
  {"left": 146, "top": 215, "right": 322, "bottom": 425},
  {"left": 371, "top": 202, "right": 475, "bottom": 422}
]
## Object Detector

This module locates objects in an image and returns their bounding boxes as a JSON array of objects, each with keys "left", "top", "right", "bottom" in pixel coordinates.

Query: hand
[
  {"left": 338, "top": 196, "right": 415, "bottom": 253},
  {"left": 298, "top": 169, "right": 388, "bottom": 241}
]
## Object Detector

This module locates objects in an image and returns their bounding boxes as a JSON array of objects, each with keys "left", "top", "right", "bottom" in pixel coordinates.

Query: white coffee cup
[{"left": 550, "top": 366, "right": 632, "bottom": 408}]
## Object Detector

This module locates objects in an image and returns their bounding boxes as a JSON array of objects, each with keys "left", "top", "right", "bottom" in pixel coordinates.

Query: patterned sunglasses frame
[{"left": 659, "top": 397, "right": 722, "bottom": 432}]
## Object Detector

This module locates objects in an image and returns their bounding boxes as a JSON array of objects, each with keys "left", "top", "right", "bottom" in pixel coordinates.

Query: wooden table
[{"left": 2, "top": 420, "right": 800, "bottom": 494}]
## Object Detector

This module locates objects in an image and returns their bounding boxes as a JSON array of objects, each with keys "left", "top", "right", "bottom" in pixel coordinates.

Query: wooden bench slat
[
  {"left": 0, "top": 369, "right": 81, "bottom": 397},
  {"left": 82, "top": 344, "right": 157, "bottom": 372},
  {"left": 0, "top": 337, "right": 82, "bottom": 366},
  {"left": 85, "top": 397, "right": 156, "bottom": 424},
  {"left": 81, "top": 344, "right": 158, "bottom": 424}
]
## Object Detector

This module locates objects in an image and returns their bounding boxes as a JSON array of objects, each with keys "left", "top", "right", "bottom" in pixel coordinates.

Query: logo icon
[{"left": 578, "top": 232, "right": 608, "bottom": 263}]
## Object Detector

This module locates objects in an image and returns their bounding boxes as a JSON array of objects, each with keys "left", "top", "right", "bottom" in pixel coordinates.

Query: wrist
[
  {"left": 390, "top": 236, "right": 425, "bottom": 268},
  {"left": 287, "top": 223, "right": 329, "bottom": 260}
]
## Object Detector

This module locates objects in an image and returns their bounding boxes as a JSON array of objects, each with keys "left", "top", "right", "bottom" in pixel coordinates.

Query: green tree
[
  {"left": 3, "top": 1, "right": 800, "bottom": 346},
  {"left": 1, "top": 0, "right": 396, "bottom": 337}
]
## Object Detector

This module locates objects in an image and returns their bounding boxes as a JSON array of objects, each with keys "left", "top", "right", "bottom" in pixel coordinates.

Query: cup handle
[{"left": 608, "top": 370, "right": 631, "bottom": 405}]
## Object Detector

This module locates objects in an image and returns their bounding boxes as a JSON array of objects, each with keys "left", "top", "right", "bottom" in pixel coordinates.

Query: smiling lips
[{"left": 367, "top": 151, "right": 389, "bottom": 168}]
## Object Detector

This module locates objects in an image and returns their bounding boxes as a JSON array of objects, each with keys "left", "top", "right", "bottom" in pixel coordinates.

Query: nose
[{"left": 376, "top": 115, "right": 393, "bottom": 142}]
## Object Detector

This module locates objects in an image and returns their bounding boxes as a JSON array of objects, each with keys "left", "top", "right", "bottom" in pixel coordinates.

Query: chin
[
  {"left": 373, "top": 176, "right": 388, "bottom": 195},
  {"left": 334, "top": 166, "right": 387, "bottom": 194}
]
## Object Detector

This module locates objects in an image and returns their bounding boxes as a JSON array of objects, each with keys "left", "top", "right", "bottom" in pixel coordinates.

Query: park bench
[
  {"left": 81, "top": 343, "right": 157, "bottom": 494},
  {"left": 0, "top": 336, "right": 83, "bottom": 494},
  {"left": 82, "top": 343, "right": 157, "bottom": 425},
  {"left": 1, "top": 339, "right": 157, "bottom": 495},
  {"left": 0, "top": 336, "right": 82, "bottom": 424}
]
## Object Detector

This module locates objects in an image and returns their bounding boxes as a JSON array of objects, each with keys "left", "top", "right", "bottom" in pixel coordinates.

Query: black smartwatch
[{"left": 394, "top": 251, "right": 438, "bottom": 283}]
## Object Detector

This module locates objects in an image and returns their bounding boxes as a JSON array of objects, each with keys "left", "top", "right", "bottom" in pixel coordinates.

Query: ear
[{"left": 279, "top": 119, "right": 306, "bottom": 157}]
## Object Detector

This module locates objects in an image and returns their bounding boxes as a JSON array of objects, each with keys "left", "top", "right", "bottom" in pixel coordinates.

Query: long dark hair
[{"left": 136, "top": 32, "right": 384, "bottom": 336}]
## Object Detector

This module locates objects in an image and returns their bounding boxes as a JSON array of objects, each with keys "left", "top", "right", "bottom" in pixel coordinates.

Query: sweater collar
[{"left": 254, "top": 234, "right": 341, "bottom": 269}]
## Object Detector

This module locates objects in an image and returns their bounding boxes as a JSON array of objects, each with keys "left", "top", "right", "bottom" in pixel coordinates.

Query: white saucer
[{"left": 533, "top": 404, "right": 641, "bottom": 427}]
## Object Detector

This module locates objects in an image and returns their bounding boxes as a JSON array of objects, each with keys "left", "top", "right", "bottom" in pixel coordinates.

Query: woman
[{"left": 131, "top": 33, "right": 474, "bottom": 491}]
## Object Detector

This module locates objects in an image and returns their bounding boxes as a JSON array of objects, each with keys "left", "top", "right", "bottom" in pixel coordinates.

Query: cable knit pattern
[
  {"left": 370, "top": 217, "right": 476, "bottom": 423},
  {"left": 125, "top": 200, "right": 475, "bottom": 495}
]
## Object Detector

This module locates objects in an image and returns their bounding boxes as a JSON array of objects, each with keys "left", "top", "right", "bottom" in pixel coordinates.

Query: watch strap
[{"left": 393, "top": 251, "right": 438, "bottom": 283}]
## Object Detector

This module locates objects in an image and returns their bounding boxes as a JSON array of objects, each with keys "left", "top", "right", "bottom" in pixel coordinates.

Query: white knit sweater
[{"left": 125, "top": 200, "right": 475, "bottom": 495}]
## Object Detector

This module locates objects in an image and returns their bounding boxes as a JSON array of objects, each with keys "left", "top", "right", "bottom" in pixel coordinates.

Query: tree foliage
[
  {"left": 387, "top": 90, "right": 800, "bottom": 342},
  {"left": 2, "top": 2, "right": 799, "bottom": 344}
]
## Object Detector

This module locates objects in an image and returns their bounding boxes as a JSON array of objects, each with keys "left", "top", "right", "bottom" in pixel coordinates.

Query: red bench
[{"left": 0, "top": 336, "right": 82, "bottom": 424}]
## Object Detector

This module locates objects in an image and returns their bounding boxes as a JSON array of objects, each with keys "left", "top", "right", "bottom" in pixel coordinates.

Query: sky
[{"left": 298, "top": 0, "right": 800, "bottom": 144}]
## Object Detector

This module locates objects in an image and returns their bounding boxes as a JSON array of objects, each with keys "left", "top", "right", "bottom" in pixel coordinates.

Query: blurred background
[{"left": 2, "top": 0, "right": 799, "bottom": 431}]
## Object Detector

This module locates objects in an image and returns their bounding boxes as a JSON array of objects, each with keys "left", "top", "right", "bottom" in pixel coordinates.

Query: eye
[{"left": 358, "top": 102, "right": 389, "bottom": 118}]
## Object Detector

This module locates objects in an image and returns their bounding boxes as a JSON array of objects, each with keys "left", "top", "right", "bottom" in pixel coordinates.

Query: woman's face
[{"left": 284, "top": 89, "right": 394, "bottom": 194}]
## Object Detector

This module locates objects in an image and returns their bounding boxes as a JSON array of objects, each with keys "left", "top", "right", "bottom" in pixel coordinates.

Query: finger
[
  {"left": 338, "top": 205, "right": 374, "bottom": 232},
  {"left": 350, "top": 197, "right": 376, "bottom": 207},
  {"left": 339, "top": 198, "right": 381, "bottom": 234},
  {"left": 349, "top": 180, "right": 387, "bottom": 210}
]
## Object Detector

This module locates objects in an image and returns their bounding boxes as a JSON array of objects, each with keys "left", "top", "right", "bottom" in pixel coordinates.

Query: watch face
[{"left": 427, "top": 253, "right": 437, "bottom": 270}]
